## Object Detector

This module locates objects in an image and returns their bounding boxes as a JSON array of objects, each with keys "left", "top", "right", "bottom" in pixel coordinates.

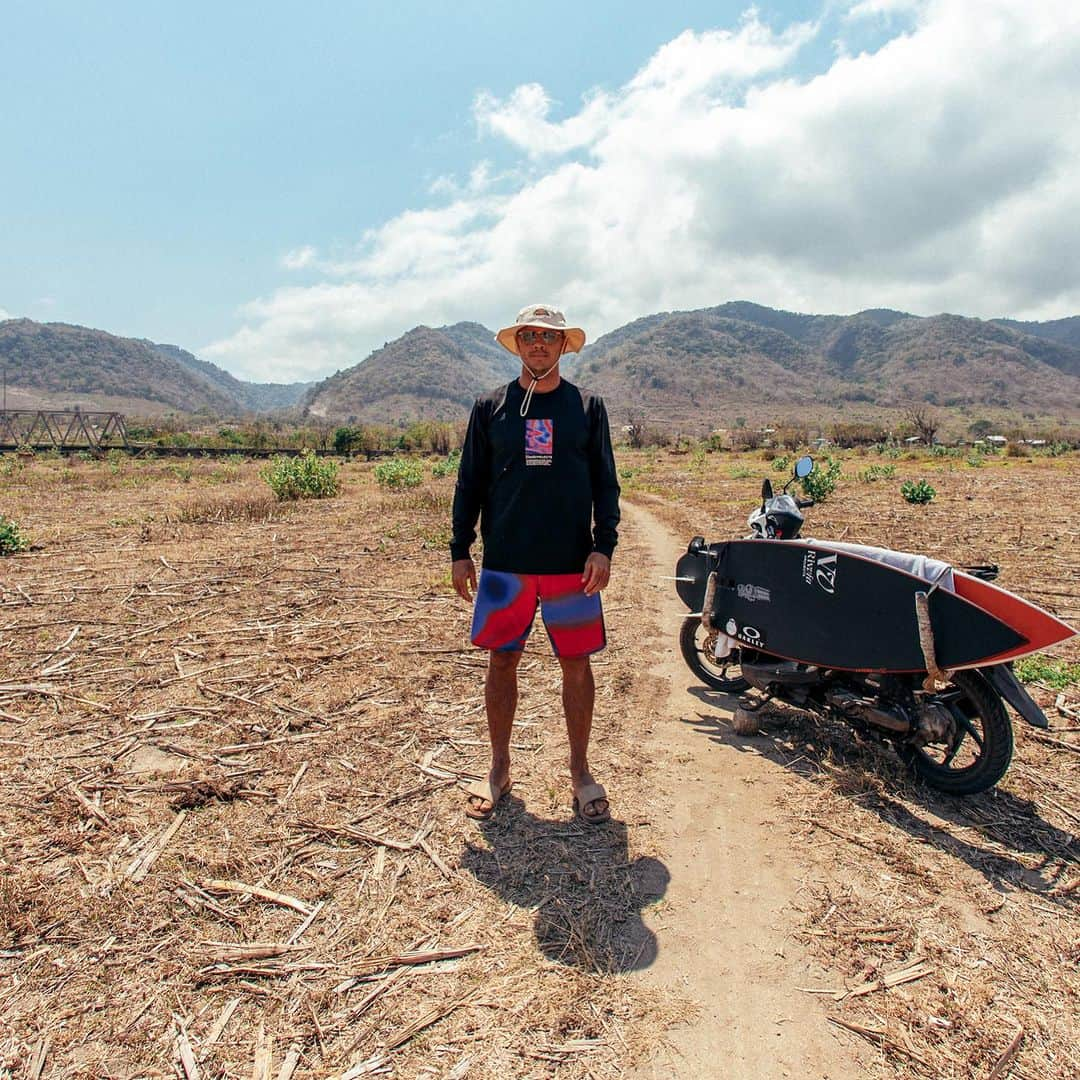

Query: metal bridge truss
[{"left": 0, "top": 410, "right": 130, "bottom": 450}]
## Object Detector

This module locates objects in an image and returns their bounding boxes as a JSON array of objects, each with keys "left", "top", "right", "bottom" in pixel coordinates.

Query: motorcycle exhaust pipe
[{"left": 826, "top": 689, "right": 911, "bottom": 732}]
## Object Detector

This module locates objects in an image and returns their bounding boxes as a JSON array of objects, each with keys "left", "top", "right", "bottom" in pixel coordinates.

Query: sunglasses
[{"left": 517, "top": 329, "right": 563, "bottom": 345}]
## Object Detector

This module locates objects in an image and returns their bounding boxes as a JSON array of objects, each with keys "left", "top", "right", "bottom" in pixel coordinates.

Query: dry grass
[
  {"left": 0, "top": 454, "right": 680, "bottom": 1078},
  {"left": 635, "top": 447, "right": 1079, "bottom": 1079}
]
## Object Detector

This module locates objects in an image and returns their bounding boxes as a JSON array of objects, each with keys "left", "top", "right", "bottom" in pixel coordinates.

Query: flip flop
[
  {"left": 573, "top": 782, "right": 610, "bottom": 825},
  {"left": 464, "top": 777, "right": 513, "bottom": 821}
]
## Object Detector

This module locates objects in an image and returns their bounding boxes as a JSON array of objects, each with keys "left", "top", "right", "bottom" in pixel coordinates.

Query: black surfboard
[{"left": 675, "top": 539, "right": 1026, "bottom": 673}]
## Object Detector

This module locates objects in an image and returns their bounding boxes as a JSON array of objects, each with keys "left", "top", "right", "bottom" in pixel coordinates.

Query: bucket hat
[{"left": 495, "top": 304, "right": 586, "bottom": 355}]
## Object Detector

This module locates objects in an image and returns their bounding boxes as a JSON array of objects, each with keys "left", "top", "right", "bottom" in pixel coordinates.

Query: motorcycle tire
[
  {"left": 679, "top": 615, "right": 750, "bottom": 693},
  {"left": 897, "top": 669, "right": 1013, "bottom": 795}
]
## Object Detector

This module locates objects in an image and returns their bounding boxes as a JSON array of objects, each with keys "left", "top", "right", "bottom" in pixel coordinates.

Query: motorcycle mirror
[{"left": 794, "top": 455, "right": 814, "bottom": 478}]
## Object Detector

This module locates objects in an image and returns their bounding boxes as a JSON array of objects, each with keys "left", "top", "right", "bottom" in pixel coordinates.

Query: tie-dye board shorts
[{"left": 470, "top": 569, "right": 606, "bottom": 657}]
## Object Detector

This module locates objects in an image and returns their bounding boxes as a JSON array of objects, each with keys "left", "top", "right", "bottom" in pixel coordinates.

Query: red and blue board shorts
[{"left": 470, "top": 569, "right": 606, "bottom": 657}]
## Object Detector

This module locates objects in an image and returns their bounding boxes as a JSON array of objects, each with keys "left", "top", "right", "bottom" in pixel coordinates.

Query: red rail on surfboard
[{"left": 953, "top": 571, "right": 1076, "bottom": 665}]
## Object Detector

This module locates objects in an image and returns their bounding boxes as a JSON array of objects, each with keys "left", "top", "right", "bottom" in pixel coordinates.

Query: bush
[
  {"left": 858, "top": 463, "right": 896, "bottom": 482},
  {"left": 800, "top": 457, "right": 842, "bottom": 502},
  {"left": 0, "top": 515, "right": 29, "bottom": 555},
  {"left": 374, "top": 456, "right": 424, "bottom": 490},
  {"left": 772, "top": 454, "right": 792, "bottom": 473},
  {"left": 430, "top": 450, "right": 461, "bottom": 479},
  {"left": 1014, "top": 654, "right": 1080, "bottom": 691},
  {"left": 262, "top": 452, "right": 341, "bottom": 501},
  {"left": 901, "top": 479, "right": 936, "bottom": 504}
]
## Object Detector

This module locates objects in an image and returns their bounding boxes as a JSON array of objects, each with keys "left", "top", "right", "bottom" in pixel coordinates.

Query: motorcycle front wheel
[
  {"left": 679, "top": 616, "right": 750, "bottom": 693},
  {"left": 897, "top": 670, "right": 1013, "bottom": 795}
]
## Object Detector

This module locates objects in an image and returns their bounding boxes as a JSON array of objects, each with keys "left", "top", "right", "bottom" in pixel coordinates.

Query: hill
[
  {"left": 303, "top": 322, "right": 519, "bottom": 424},
  {"left": 0, "top": 319, "right": 311, "bottom": 416},
  {"left": 147, "top": 342, "right": 313, "bottom": 411},
  {"left": 0, "top": 320, "right": 239, "bottom": 415},
  {"left": 562, "top": 305, "right": 1080, "bottom": 429},
  {"left": 993, "top": 315, "right": 1080, "bottom": 352},
  {"left": 3, "top": 305, "right": 1078, "bottom": 431}
]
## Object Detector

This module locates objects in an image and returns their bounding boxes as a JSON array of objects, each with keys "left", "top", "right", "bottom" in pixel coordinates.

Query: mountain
[
  {"left": 3, "top": 305, "right": 1077, "bottom": 429},
  {"left": 993, "top": 316, "right": 1080, "bottom": 352},
  {"left": 0, "top": 319, "right": 239, "bottom": 414},
  {"left": 147, "top": 342, "right": 313, "bottom": 411},
  {"left": 562, "top": 304, "right": 1080, "bottom": 428},
  {"left": 0, "top": 319, "right": 310, "bottom": 416},
  {"left": 303, "top": 322, "right": 519, "bottom": 424}
]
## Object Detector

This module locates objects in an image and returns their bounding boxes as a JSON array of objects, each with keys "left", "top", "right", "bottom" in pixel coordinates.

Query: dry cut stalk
[
  {"left": 199, "top": 997, "right": 241, "bottom": 1062},
  {"left": 124, "top": 810, "right": 188, "bottom": 883},
  {"left": 201, "top": 879, "right": 313, "bottom": 915},
  {"left": 27, "top": 1037, "right": 51, "bottom": 1080},
  {"left": 987, "top": 1022, "right": 1024, "bottom": 1080},
  {"left": 175, "top": 1020, "right": 200, "bottom": 1080},
  {"left": 836, "top": 957, "right": 933, "bottom": 1001},
  {"left": 276, "top": 1042, "right": 303, "bottom": 1080}
]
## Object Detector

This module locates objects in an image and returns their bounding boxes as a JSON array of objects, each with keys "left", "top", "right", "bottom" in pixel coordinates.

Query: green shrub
[
  {"left": 858, "top": 463, "right": 896, "bottom": 483},
  {"left": 431, "top": 450, "right": 461, "bottom": 479},
  {"left": 799, "top": 457, "right": 842, "bottom": 502},
  {"left": 374, "top": 456, "right": 424, "bottom": 490},
  {"left": 901, "top": 479, "right": 936, "bottom": 504},
  {"left": 1014, "top": 654, "right": 1080, "bottom": 691},
  {"left": 1032, "top": 441, "right": 1071, "bottom": 457},
  {"left": 772, "top": 454, "right": 792, "bottom": 473},
  {"left": 262, "top": 451, "right": 341, "bottom": 501},
  {"left": 0, "top": 515, "right": 29, "bottom": 555}
]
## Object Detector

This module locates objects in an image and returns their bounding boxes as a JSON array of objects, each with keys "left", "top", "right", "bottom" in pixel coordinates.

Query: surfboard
[
  {"left": 951, "top": 570, "right": 1075, "bottom": 664},
  {"left": 675, "top": 539, "right": 1034, "bottom": 673}
]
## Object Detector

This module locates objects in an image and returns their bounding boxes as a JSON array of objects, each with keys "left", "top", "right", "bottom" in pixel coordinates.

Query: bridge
[
  {"left": 0, "top": 409, "right": 129, "bottom": 451},
  {"left": 0, "top": 410, "right": 394, "bottom": 458}
]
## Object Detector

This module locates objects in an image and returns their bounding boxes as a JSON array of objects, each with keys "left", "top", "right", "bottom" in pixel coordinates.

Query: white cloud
[
  {"left": 205, "top": 0, "right": 1080, "bottom": 382},
  {"left": 279, "top": 245, "right": 319, "bottom": 271},
  {"left": 0, "top": 307, "right": 13, "bottom": 321},
  {"left": 845, "top": 0, "right": 924, "bottom": 21}
]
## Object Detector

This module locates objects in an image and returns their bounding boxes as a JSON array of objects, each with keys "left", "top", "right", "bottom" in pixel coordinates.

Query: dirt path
[{"left": 622, "top": 499, "right": 867, "bottom": 1079}]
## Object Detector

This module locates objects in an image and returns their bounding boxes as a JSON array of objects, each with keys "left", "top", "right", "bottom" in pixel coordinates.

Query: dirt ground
[{"left": 0, "top": 447, "right": 1077, "bottom": 1079}]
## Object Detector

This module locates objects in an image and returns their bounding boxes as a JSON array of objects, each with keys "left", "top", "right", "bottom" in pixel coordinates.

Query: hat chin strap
[{"left": 519, "top": 350, "right": 563, "bottom": 417}]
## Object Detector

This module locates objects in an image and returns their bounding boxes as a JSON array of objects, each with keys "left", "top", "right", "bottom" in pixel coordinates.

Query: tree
[
  {"left": 624, "top": 413, "right": 647, "bottom": 449},
  {"left": 902, "top": 404, "right": 940, "bottom": 445}
]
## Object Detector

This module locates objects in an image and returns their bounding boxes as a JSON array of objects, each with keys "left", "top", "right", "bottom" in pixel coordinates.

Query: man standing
[{"left": 451, "top": 304, "right": 620, "bottom": 824}]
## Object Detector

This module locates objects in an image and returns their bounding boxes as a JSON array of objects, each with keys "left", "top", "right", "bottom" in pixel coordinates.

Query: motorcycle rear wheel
[
  {"left": 897, "top": 670, "right": 1013, "bottom": 795},
  {"left": 679, "top": 616, "right": 750, "bottom": 693}
]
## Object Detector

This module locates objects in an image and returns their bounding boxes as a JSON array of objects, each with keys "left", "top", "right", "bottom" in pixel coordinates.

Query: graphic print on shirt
[{"left": 525, "top": 418, "right": 553, "bottom": 466}]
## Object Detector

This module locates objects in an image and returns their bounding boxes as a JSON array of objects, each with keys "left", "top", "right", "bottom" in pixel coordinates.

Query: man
[{"left": 451, "top": 304, "right": 621, "bottom": 824}]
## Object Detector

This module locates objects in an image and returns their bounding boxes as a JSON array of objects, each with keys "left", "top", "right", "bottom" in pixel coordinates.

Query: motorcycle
[{"left": 678, "top": 456, "right": 1055, "bottom": 795}]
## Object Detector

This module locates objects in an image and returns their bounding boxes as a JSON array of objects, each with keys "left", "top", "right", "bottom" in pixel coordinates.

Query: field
[{"left": 0, "top": 446, "right": 1077, "bottom": 1078}]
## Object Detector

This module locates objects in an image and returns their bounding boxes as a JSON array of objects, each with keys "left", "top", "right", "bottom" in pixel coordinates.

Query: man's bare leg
[
  {"left": 470, "top": 649, "right": 520, "bottom": 814},
  {"left": 560, "top": 655, "right": 608, "bottom": 819}
]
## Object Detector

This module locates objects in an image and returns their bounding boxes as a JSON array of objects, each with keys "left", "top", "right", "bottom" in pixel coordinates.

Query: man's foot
[
  {"left": 465, "top": 773, "right": 513, "bottom": 820},
  {"left": 572, "top": 780, "right": 610, "bottom": 824}
]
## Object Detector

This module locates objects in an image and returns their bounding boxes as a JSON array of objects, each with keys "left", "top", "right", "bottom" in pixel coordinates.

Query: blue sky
[{"left": 2, "top": 1, "right": 1078, "bottom": 382}]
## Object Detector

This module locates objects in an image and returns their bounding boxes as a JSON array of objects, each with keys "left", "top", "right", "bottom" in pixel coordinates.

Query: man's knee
[
  {"left": 558, "top": 655, "right": 592, "bottom": 679},
  {"left": 488, "top": 649, "right": 523, "bottom": 674}
]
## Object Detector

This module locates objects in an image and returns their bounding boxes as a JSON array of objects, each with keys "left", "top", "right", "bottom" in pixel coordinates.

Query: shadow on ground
[
  {"left": 461, "top": 796, "right": 669, "bottom": 974},
  {"left": 681, "top": 683, "right": 1078, "bottom": 898}
]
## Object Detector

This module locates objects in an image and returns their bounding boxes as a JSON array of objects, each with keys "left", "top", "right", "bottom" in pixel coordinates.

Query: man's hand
[
  {"left": 452, "top": 558, "right": 477, "bottom": 602},
  {"left": 581, "top": 552, "right": 611, "bottom": 596}
]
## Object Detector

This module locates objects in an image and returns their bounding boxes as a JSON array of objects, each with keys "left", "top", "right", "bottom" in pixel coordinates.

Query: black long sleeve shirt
[{"left": 450, "top": 379, "right": 621, "bottom": 574}]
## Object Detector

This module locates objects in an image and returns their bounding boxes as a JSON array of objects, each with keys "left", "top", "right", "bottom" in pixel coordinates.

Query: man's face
[{"left": 516, "top": 327, "right": 565, "bottom": 369}]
